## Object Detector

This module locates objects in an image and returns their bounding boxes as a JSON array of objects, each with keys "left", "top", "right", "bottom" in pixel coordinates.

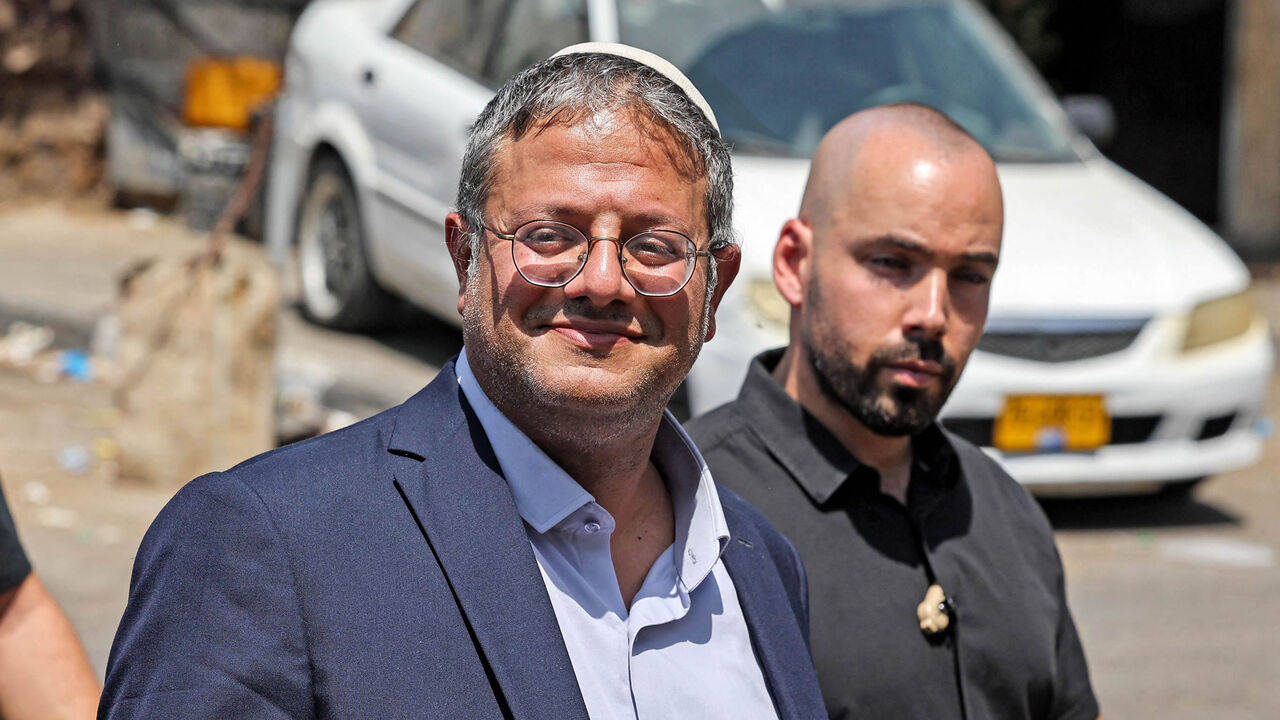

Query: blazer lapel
[
  {"left": 388, "top": 361, "right": 590, "bottom": 720},
  {"left": 721, "top": 509, "right": 823, "bottom": 720}
]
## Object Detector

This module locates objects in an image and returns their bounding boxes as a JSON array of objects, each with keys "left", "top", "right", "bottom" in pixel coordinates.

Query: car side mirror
[{"left": 1061, "top": 94, "right": 1116, "bottom": 148}]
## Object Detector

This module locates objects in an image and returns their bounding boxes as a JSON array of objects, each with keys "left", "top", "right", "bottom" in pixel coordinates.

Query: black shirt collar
[{"left": 736, "top": 349, "right": 958, "bottom": 508}]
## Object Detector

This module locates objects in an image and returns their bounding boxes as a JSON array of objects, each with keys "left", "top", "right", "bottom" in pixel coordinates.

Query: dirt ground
[{"left": 0, "top": 364, "right": 170, "bottom": 672}]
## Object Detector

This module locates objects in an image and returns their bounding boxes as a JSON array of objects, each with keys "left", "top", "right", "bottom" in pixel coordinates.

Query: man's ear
[
  {"left": 773, "top": 218, "right": 813, "bottom": 308},
  {"left": 704, "top": 245, "right": 741, "bottom": 341},
  {"left": 445, "top": 212, "right": 473, "bottom": 316}
]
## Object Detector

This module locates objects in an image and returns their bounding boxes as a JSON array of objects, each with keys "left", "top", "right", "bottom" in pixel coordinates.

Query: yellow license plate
[{"left": 993, "top": 395, "right": 1110, "bottom": 452}]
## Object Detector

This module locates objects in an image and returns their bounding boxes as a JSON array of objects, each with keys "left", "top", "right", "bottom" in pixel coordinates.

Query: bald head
[
  {"left": 799, "top": 104, "right": 1001, "bottom": 232},
  {"left": 770, "top": 103, "right": 1004, "bottom": 439}
]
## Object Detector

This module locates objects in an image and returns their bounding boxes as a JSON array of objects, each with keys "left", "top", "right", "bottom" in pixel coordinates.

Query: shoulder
[
  {"left": 199, "top": 393, "right": 433, "bottom": 513},
  {"left": 230, "top": 406, "right": 394, "bottom": 485},
  {"left": 686, "top": 400, "right": 754, "bottom": 456},
  {"left": 943, "top": 429, "right": 1061, "bottom": 554},
  {"left": 945, "top": 431, "right": 1043, "bottom": 506},
  {"left": 685, "top": 400, "right": 748, "bottom": 442},
  {"left": 143, "top": 399, "right": 419, "bottom": 552}
]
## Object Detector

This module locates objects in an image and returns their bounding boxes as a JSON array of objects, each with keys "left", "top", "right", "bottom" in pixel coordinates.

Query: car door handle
[{"left": 362, "top": 67, "right": 376, "bottom": 86}]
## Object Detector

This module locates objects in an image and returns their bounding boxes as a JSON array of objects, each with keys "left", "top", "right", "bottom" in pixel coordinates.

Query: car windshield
[{"left": 617, "top": 0, "right": 1079, "bottom": 163}]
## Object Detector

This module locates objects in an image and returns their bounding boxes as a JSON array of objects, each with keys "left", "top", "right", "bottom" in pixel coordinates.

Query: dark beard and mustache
[{"left": 805, "top": 327, "right": 959, "bottom": 437}]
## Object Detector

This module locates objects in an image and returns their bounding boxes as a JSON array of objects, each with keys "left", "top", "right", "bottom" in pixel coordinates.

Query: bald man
[{"left": 687, "top": 104, "right": 1100, "bottom": 720}]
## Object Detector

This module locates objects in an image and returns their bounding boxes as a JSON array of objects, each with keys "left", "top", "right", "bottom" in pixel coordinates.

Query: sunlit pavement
[
  {"left": 1048, "top": 378, "right": 1280, "bottom": 718},
  {"left": 0, "top": 203, "right": 1277, "bottom": 716}
]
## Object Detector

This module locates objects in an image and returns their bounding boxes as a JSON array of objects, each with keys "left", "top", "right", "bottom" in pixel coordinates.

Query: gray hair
[{"left": 454, "top": 52, "right": 735, "bottom": 279}]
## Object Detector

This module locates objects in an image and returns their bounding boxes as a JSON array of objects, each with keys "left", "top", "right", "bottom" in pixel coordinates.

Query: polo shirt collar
[
  {"left": 455, "top": 349, "right": 729, "bottom": 592},
  {"left": 736, "top": 349, "right": 957, "bottom": 507}
]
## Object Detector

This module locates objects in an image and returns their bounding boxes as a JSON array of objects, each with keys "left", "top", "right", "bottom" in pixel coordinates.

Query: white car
[{"left": 265, "top": 0, "right": 1272, "bottom": 495}]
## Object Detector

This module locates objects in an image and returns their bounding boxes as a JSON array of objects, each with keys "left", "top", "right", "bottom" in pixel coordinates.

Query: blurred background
[{"left": 1, "top": 0, "right": 1278, "bottom": 716}]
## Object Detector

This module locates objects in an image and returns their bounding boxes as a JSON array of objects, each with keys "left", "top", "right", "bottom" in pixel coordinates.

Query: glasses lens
[
  {"left": 512, "top": 221, "right": 587, "bottom": 286},
  {"left": 623, "top": 231, "right": 695, "bottom": 296}
]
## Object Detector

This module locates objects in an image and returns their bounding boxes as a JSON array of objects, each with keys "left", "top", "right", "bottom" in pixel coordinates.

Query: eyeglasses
[{"left": 483, "top": 219, "right": 731, "bottom": 297}]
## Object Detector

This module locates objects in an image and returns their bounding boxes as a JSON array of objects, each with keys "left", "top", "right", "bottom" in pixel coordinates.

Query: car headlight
[
  {"left": 746, "top": 277, "right": 791, "bottom": 329},
  {"left": 1182, "top": 289, "right": 1256, "bottom": 352}
]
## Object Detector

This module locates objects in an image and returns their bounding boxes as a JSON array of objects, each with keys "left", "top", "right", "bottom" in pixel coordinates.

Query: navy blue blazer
[{"left": 101, "top": 358, "right": 825, "bottom": 719}]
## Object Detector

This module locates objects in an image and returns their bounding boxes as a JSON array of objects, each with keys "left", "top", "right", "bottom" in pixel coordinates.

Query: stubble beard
[
  {"left": 802, "top": 283, "right": 958, "bottom": 437},
  {"left": 461, "top": 276, "right": 715, "bottom": 450}
]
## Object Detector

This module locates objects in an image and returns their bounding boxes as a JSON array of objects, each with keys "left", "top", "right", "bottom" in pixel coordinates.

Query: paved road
[
  {"left": 1, "top": 203, "right": 1277, "bottom": 716},
  {"left": 1048, "top": 399, "right": 1280, "bottom": 718}
]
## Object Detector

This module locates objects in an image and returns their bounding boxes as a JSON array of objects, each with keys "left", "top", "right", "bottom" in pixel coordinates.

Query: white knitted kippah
[{"left": 551, "top": 42, "right": 719, "bottom": 136}]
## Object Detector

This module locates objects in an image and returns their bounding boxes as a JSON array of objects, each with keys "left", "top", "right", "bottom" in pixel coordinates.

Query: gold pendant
[{"left": 917, "top": 583, "right": 950, "bottom": 635}]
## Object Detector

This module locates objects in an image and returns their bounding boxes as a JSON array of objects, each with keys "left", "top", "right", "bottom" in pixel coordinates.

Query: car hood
[
  {"left": 730, "top": 154, "right": 1250, "bottom": 318},
  {"left": 992, "top": 158, "right": 1248, "bottom": 316}
]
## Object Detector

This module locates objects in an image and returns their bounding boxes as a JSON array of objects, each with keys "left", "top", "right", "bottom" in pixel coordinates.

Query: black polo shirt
[
  {"left": 687, "top": 350, "right": 1098, "bottom": 720},
  {"left": 0, "top": 482, "right": 31, "bottom": 593}
]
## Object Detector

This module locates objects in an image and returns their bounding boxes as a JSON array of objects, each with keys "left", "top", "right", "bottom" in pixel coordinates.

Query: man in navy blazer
[{"left": 100, "top": 45, "right": 825, "bottom": 719}]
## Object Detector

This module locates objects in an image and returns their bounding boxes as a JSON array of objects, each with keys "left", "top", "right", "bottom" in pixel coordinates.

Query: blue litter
[
  {"left": 57, "top": 445, "right": 91, "bottom": 476},
  {"left": 58, "top": 350, "right": 93, "bottom": 382}
]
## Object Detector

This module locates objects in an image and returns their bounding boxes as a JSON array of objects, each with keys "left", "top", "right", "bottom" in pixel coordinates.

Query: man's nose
[
  {"left": 903, "top": 268, "right": 948, "bottom": 339},
  {"left": 562, "top": 237, "right": 636, "bottom": 305}
]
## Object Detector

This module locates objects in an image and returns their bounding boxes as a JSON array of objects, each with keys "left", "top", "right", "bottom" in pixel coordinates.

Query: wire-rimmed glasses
[{"left": 483, "top": 219, "right": 728, "bottom": 297}]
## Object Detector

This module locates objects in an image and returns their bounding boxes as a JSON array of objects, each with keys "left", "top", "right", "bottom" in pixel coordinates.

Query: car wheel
[{"left": 295, "top": 156, "right": 393, "bottom": 330}]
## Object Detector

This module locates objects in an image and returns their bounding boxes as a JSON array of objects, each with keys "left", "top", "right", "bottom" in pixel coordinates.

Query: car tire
[{"left": 295, "top": 156, "right": 393, "bottom": 330}]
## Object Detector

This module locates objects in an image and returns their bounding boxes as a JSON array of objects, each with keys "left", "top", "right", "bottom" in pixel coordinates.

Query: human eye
[
  {"left": 952, "top": 267, "right": 992, "bottom": 286},
  {"left": 866, "top": 253, "right": 912, "bottom": 274},
  {"left": 520, "top": 223, "right": 580, "bottom": 255},
  {"left": 626, "top": 233, "right": 686, "bottom": 266}
]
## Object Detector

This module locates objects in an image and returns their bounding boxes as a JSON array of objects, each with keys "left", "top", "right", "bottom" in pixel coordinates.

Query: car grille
[
  {"left": 942, "top": 415, "right": 1163, "bottom": 450},
  {"left": 1197, "top": 413, "right": 1237, "bottom": 441},
  {"left": 977, "top": 318, "right": 1149, "bottom": 363}
]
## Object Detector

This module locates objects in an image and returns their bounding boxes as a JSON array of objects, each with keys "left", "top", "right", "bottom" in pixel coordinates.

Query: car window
[
  {"left": 391, "top": 0, "right": 508, "bottom": 81},
  {"left": 618, "top": 0, "right": 1078, "bottom": 163},
  {"left": 483, "top": 0, "right": 589, "bottom": 87}
]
